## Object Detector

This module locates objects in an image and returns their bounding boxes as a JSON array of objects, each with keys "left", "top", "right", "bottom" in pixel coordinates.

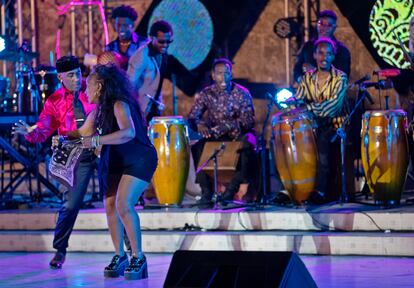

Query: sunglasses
[
  {"left": 317, "top": 21, "right": 336, "bottom": 28},
  {"left": 157, "top": 39, "right": 173, "bottom": 44}
]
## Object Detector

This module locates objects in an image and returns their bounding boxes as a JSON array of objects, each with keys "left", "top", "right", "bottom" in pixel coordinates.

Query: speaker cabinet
[{"left": 164, "top": 250, "right": 317, "bottom": 288}]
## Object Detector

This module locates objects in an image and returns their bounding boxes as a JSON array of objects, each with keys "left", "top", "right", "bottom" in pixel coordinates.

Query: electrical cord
[{"left": 140, "top": 202, "right": 390, "bottom": 233}]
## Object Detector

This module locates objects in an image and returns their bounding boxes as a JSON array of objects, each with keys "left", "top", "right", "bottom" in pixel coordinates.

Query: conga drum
[
  {"left": 361, "top": 110, "right": 408, "bottom": 205},
  {"left": 272, "top": 111, "right": 317, "bottom": 204},
  {"left": 148, "top": 116, "right": 190, "bottom": 206}
]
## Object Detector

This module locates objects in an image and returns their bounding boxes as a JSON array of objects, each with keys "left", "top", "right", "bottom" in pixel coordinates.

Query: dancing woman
[{"left": 71, "top": 64, "right": 157, "bottom": 280}]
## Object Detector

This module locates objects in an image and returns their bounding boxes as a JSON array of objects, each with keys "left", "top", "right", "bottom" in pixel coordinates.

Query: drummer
[
  {"left": 188, "top": 58, "right": 257, "bottom": 207},
  {"left": 294, "top": 37, "right": 348, "bottom": 202}
]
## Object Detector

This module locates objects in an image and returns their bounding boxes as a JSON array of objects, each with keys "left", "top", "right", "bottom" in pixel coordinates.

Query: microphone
[
  {"left": 373, "top": 69, "right": 400, "bottom": 78},
  {"left": 361, "top": 79, "right": 392, "bottom": 90},
  {"left": 361, "top": 89, "right": 375, "bottom": 105},
  {"left": 196, "top": 142, "right": 227, "bottom": 173},
  {"left": 266, "top": 92, "right": 278, "bottom": 105},
  {"left": 280, "top": 98, "right": 304, "bottom": 106},
  {"left": 352, "top": 74, "right": 370, "bottom": 86},
  {"left": 144, "top": 94, "right": 166, "bottom": 111},
  {"left": 219, "top": 142, "right": 226, "bottom": 151},
  {"left": 207, "top": 142, "right": 226, "bottom": 162}
]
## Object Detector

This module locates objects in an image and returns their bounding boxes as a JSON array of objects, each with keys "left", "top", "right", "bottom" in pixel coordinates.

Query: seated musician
[
  {"left": 294, "top": 37, "right": 348, "bottom": 202},
  {"left": 188, "top": 58, "right": 257, "bottom": 206}
]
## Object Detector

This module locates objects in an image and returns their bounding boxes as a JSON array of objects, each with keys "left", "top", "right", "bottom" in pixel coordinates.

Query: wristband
[{"left": 91, "top": 135, "right": 100, "bottom": 148}]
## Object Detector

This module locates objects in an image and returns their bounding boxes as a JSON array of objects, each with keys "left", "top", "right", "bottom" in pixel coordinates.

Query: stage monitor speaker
[{"left": 164, "top": 250, "right": 317, "bottom": 288}]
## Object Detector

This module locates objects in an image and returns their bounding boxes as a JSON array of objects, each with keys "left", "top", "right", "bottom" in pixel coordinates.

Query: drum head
[
  {"left": 363, "top": 109, "right": 407, "bottom": 119},
  {"left": 272, "top": 110, "right": 312, "bottom": 125},
  {"left": 150, "top": 116, "right": 186, "bottom": 125}
]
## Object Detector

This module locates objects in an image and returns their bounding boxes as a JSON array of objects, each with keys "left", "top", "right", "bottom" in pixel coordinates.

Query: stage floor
[{"left": 0, "top": 252, "right": 413, "bottom": 288}]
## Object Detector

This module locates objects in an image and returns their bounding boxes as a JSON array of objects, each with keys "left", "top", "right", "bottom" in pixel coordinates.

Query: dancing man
[
  {"left": 294, "top": 37, "right": 348, "bottom": 202},
  {"left": 12, "top": 56, "right": 97, "bottom": 269},
  {"left": 127, "top": 20, "right": 173, "bottom": 122},
  {"left": 74, "top": 64, "right": 157, "bottom": 280},
  {"left": 188, "top": 58, "right": 257, "bottom": 207}
]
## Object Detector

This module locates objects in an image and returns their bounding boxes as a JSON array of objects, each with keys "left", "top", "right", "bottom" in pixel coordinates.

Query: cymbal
[{"left": 0, "top": 50, "right": 38, "bottom": 62}]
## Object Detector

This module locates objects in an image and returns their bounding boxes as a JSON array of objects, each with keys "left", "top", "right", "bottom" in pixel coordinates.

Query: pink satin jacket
[{"left": 25, "top": 86, "right": 96, "bottom": 143}]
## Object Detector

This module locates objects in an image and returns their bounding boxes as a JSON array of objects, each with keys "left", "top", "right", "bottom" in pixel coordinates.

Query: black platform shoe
[
  {"left": 124, "top": 255, "right": 148, "bottom": 280},
  {"left": 104, "top": 254, "right": 129, "bottom": 278},
  {"left": 49, "top": 251, "right": 66, "bottom": 269}
]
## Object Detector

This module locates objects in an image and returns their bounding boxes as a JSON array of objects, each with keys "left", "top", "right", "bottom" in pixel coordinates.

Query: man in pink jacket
[{"left": 13, "top": 56, "right": 97, "bottom": 269}]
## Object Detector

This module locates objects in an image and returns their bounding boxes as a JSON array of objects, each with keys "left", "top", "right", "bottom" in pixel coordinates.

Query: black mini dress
[{"left": 99, "top": 101, "right": 158, "bottom": 195}]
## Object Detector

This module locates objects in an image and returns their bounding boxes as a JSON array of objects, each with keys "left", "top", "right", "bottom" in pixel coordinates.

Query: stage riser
[
  {"left": 0, "top": 231, "right": 413, "bottom": 256},
  {"left": 1, "top": 209, "right": 414, "bottom": 231}
]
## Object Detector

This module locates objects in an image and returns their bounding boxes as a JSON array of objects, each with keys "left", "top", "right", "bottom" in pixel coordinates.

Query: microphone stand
[
  {"left": 257, "top": 96, "right": 275, "bottom": 206},
  {"left": 331, "top": 84, "right": 372, "bottom": 204},
  {"left": 196, "top": 143, "right": 226, "bottom": 208},
  {"left": 172, "top": 74, "right": 178, "bottom": 115}
]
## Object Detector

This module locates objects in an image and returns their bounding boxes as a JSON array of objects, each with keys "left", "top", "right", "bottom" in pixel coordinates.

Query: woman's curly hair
[{"left": 89, "top": 64, "right": 141, "bottom": 134}]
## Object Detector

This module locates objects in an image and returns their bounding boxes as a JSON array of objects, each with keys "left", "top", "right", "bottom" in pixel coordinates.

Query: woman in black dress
[{"left": 72, "top": 64, "right": 157, "bottom": 280}]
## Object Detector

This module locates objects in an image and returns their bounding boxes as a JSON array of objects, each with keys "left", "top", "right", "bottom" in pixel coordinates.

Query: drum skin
[
  {"left": 149, "top": 116, "right": 190, "bottom": 205},
  {"left": 272, "top": 113, "right": 317, "bottom": 204},
  {"left": 361, "top": 110, "right": 408, "bottom": 205}
]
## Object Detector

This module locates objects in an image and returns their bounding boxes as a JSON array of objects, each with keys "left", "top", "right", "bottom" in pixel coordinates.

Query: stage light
[
  {"left": 0, "top": 36, "right": 5, "bottom": 53},
  {"left": 149, "top": 0, "right": 213, "bottom": 70},
  {"left": 274, "top": 17, "right": 300, "bottom": 39},
  {"left": 0, "top": 35, "right": 16, "bottom": 57},
  {"left": 275, "top": 88, "right": 294, "bottom": 109}
]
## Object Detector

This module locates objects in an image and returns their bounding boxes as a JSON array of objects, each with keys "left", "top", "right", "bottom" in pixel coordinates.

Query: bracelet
[
  {"left": 95, "top": 134, "right": 100, "bottom": 147},
  {"left": 91, "top": 135, "right": 100, "bottom": 148}
]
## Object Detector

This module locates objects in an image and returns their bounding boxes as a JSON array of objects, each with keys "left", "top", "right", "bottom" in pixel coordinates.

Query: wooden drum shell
[
  {"left": 361, "top": 110, "right": 408, "bottom": 205},
  {"left": 149, "top": 116, "right": 190, "bottom": 206},
  {"left": 272, "top": 113, "right": 318, "bottom": 204}
]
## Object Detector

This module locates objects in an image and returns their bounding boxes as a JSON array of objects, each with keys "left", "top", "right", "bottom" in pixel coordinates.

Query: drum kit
[{"left": 0, "top": 45, "right": 60, "bottom": 114}]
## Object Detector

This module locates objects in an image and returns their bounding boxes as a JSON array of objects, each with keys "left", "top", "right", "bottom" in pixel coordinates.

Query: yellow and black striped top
[{"left": 295, "top": 66, "right": 348, "bottom": 128}]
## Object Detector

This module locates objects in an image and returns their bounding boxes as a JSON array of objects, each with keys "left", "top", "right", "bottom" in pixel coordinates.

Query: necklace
[{"left": 315, "top": 72, "right": 331, "bottom": 101}]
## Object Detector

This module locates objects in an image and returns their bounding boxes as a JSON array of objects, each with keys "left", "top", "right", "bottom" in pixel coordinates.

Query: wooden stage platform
[{"left": 1, "top": 201, "right": 414, "bottom": 257}]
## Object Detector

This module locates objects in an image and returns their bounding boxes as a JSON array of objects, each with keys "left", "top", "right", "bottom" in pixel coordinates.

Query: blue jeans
[{"left": 52, "top": 153, "right": 97, "bottom": 252}]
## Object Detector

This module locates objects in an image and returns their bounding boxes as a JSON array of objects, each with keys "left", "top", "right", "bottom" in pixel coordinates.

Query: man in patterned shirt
[
  {"left": 295, "top": 37, "right": 348, "bottom": 202},
  {"left": 188, "top": 58, "right": 257, "bottom": 206}
]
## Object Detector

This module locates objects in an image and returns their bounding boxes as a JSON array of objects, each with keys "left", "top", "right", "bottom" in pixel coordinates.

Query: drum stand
[
  {"left": 226, "top": 96, "right": 275, "bottom": 211},
  {"left": 0, "top": 135, "right": 62, "bottom": 207},
  {"left": 257, "top": 97, "right": 275, "bottom": 206},
  {"left": 331, "top": 84, "right": 372, "bottom": 204}
]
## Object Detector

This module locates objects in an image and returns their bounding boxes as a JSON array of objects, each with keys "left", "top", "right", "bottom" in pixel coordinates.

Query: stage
[
  {"left": 0, "top": 252, "right": 413, "bottom": 287},
  {"left": 0, "top": 187, "right": 414, "bottom": 287},
  {"left": 1, "top": 200, "right": 414, "bottom": 257}
]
